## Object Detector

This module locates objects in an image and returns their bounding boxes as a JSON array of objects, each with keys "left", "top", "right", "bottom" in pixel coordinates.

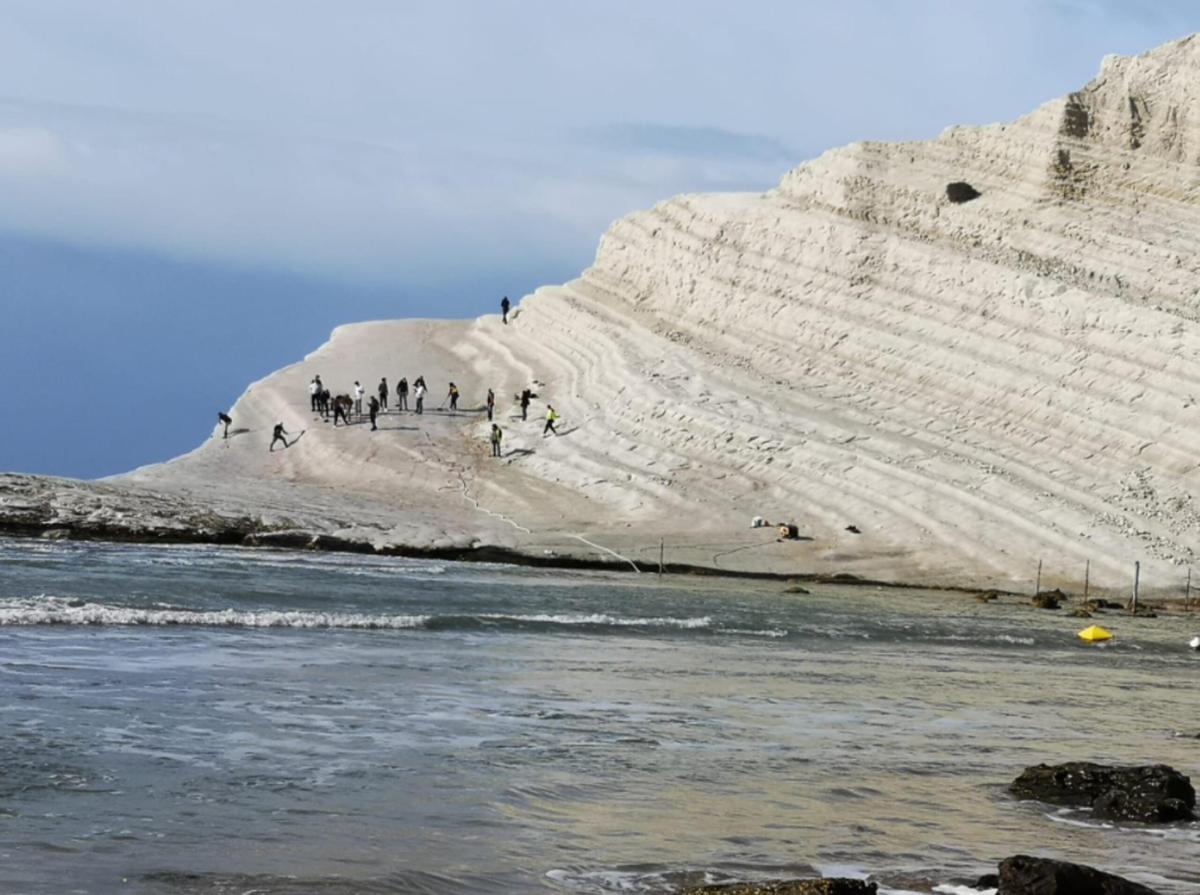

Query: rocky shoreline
[{"left": 0, "top": 472, "right": 975, "bottom": 589}]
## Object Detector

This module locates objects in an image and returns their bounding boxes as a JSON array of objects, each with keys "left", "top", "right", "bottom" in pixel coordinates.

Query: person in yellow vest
[
  {"left": 490, "top": 424, "right": 503, "bottom": 457},
  {"left": 446, "top": 382, "right": 460, "bottom": 413},
  {"left": 543, "top": 404, "right": 559, "bottom": 436}
]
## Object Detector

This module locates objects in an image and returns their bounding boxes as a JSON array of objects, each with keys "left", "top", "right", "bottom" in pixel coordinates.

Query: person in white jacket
[
  {"left": 414, "top": 382, "right": 426, "bottom": 415},
  {"left": 354, "top": 381, "right": 365, "bottom": 417}
]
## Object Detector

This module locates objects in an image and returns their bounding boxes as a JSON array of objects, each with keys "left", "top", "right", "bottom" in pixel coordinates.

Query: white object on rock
[{"left": 1189, "top": 635, "right": 1200, "bottom": 651}]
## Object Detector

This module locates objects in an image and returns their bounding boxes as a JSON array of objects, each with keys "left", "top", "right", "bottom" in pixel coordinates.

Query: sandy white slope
[{"left": 121, "top": 35, "right": 1200, "bottom": 593}]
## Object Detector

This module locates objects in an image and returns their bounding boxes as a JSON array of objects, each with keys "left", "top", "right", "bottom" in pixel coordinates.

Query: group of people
[
  {"left": 302, "top": 365, "right": 561, "bottom": 456},
  {"left": 226, "top": 294, "right": 567, "bottom": 453}
]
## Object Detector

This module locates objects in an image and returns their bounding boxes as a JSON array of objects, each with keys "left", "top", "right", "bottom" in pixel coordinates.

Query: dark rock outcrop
[
  {"left": 998, "top": 854, "right": 1158, "bottom": 895},
  {"left": 681, "top": 880, "right": 876, "bottom": 895},
  {"left": 1031, "top": 589, "right": 1065, "bottom": 609},
  {"left": 1010, "top": 762, "right": 1195, "bottom": 822},
  {"left": 946, "top": 181, "right": 982, "bottom": 203}
]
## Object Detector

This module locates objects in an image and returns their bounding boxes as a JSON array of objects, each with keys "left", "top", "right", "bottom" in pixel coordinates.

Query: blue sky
[{"left": 2, "top": 1, "right": 1197, "bottom": 477}]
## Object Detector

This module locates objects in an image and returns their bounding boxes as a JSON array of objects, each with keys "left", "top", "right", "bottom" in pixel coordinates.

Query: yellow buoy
[{"left": 1078, "top": 625, "right": 1113, "bottom": 642}]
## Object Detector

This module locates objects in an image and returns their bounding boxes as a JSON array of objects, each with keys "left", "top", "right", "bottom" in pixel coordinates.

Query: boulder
[
  {"left": 680, "top": 880, "right": 876, "bottom": 895},
  {"left": 946, "top": 181, "right": 982, "bottom": 203},
  {"left": 1010, "top": 762, "right": 1195, "bottom": 822},
  {"left": 1031, "top": 590, "right": 1064, "bottom": 609},
  {"left": 997, "top": 855, "right": 1159, "bottom": 895}
]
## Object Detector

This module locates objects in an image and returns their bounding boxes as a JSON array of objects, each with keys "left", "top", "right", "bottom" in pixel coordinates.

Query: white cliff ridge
[{"left": 9, "top": 35, "right": 1200, "bottom": 593}]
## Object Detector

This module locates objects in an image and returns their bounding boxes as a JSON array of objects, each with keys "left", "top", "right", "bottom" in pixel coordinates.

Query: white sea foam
[
  {"left": 0, "top": 597, "right": 428, "bottom": 630},
  {"left": 476, "top": 612, "right": 713, "bottom": 629}
]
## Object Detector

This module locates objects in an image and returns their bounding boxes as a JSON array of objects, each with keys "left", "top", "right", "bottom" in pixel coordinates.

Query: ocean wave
[
  {"left": 0, "top": 598, "right": 715, "bottom": 634},
  {"left": 470, "top": 612, "right": 713, "bottom": 629},
  {"left": 0, "top": 597, "right": 429, "bottom": 630}
]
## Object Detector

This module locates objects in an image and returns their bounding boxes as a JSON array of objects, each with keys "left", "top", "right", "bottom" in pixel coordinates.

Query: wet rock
[
  {"left": 1069, "top": 608, "right": 1093, "bottom": 618},
  {"left": 997, "top": 854, "right": 1159, "bottom": 895},
  {"left": 1085, "top": 599, "right": 1123, "bottom": 611},
  {"left": 976, "top": 590, "right": 1001, "bottom": 603},
  {"left": 975, "top": 873, "right": 999, "bottom": 890},
  {"left": 242, "top": 530, "right": 317, "bottom": 549},
  {"left": 946, "top": 181, "right": 982, "bottom": 203},
  {"left": 39, "top": 528, "right": 71, "bottom": 540},
  {"left": 1010, "top": 762, "right": 1195, "bottom": 822},
  {"left": 783, "top": 583, "right": 811, "bottom": 594},
  {"left": 1031, "top": 589, "right": 1065, "bottom": 609},
  {"left": 680, "top": 880, "right": 876, "bottom": 895}
]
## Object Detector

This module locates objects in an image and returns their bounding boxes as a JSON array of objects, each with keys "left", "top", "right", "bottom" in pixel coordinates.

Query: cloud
[
  {"left": 0, "top": 2, "right": 1196, "bottom": 283},
  {"left": 581, "top": 123, "right": 796, "bottom": 163},
  {"left": 0, "top": 126, "right": 69, "bottom": 177}
]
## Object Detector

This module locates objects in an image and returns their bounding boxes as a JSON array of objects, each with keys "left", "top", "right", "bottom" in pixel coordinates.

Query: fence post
[
  {"left": 1131, "top": 561, "right": 1140, "bottom": 614},
  {"left": 1083, "top": 559, "right": 1090, "bottom": 603},
  {"left": 1186, "top": 568, "right": 1191, "bottom": 611},
  {"left": 659, "top": 538, "right": 664, "bottom": 577},
  {"left": 1035, "top": 559, "right": 1042, "bottom": 595}
]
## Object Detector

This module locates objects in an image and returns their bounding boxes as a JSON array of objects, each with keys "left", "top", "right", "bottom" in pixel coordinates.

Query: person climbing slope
[
  {"left": 543, "top": 404, "right": 559, "bottom": 436},
  {"left": 500, "top": 295, "right": 511, "bottom": 324},
  {"left": 269, "top": 423, "right": 290, "bottom": 451},
  {"left": 217, "top": 412, "right": 233, "bottom": 439},
  {"left": 486, "top": 388, "right": 495, "bottom": 422},
  {"left": 520, "top": 389, "right": 531, "bottom": 421}
]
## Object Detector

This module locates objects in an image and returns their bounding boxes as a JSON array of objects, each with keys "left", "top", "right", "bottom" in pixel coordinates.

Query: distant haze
[{"left": 2, "top": 1, "right": 1197, "bottom": 477}]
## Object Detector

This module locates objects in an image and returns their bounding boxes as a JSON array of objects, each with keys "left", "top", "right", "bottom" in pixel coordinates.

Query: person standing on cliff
[
  {"left": 217, "top": 412, "right": 233, "bottom": 439},
  {"left": 520, "top": 389, "right": 531, "bottom": 421},
  {"left": 543, "top": 405, "right": 559, "bottom": 436},
  {"left": 270, "top": 422, "right": 290, "bottom": 451},
  {"left": 378, "top": 377, "right": 389, "bottom": 411},
  {"left": 309, "top": 376, "right": 321, "bottom": 412},
  {"left": 397, "top": 377, "right": 409, "bottom": 412},
  {"left": 490, "top": 424, "right": 503, "bottom": 457},
  {"left": 500, "top": 296, "right": 511, "bottom": 324},
  {"left": 414, "top": 381, "right": 426, "bottom": 414},
  {"left": 368, "top": 395, "right": 380, "bottom": 431},
  {"left": 354, "top": 381, "right": 365, "bottom": 418},
  {"left": 486, "top": 388, "right": 495, "bottom": 421}
]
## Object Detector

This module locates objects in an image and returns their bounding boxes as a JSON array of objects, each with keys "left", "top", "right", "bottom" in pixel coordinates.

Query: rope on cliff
[
  {"left": 455, "top": 470, "right": 532, "bottom": 534},
  {"left": 568, "top": 534, "right": 641, "bottom": 573}
]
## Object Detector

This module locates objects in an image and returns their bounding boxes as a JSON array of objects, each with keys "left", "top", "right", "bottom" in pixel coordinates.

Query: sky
[{"left": 2, "top": 0, "right": 1198, "bottom": 477}]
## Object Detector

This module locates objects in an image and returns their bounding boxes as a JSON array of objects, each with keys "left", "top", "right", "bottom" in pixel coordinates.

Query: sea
[{"left": 1, "top": 537, "right": 1197, "bottom": 895}]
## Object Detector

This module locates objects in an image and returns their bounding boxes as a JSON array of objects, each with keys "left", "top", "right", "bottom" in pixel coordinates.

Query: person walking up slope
[
  {"left": 520, "top": 389, "right": 531, "bottom": 421},
  {"left": 486, "top": 388, "right": 495, "bottom": 421},
  {"left": 543, "top": 405, "right": 559, "bottom": 436},
  {"left": 490, "top": 424, "right": 503, "bottom": 457},
  {"left": 500, "top": 296, "right": 511, "bottom": 324},
  {"left": 446, "top": 382, "right": 460, "bottom": 413},
  {"left": 217, "top": 412, "right": 233, "bottom": 439},
  {"left": 270, "top": 423, "right": 290, "bottom": 451}
]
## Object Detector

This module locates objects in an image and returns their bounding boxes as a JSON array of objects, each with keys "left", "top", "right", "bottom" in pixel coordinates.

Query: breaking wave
[{"left": 0, "top": 597, "right": 723, "bottom": 635}]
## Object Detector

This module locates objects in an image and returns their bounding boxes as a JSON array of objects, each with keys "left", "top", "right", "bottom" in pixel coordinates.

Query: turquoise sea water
[{"left": 0, "top": 538, "right": 1197, "bottom": 894}]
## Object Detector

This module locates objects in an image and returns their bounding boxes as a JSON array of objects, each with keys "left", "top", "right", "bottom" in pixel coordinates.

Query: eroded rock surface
[{"left": 1010, "top": 762, "right": 1195, "bottom": 822}]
